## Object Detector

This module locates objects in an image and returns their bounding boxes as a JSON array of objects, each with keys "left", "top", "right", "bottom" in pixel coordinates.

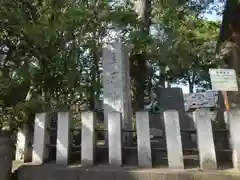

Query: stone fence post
[
  {"left": 15, "top": 124, "right": 30, "bottom": 162},
  {"left": 81, "top": 111, "right": 96, "bottom": 166},
  {"left": 32, "top": 113, "right": 49, "bottom": 164},
  {"left": 108, "top": 112, "right": 122, "bottom": 166},
  {"left": 56, "top": 112, "right": 72, "bottom": 165},
  {"left": 136, "top": 111, "right": 152, "bottom": 168},
  {"left": 164, "top": 110, "right": 184, "bottom": 169},
  {"left": 228, "top": 109, "right": 240, "bottom": 170},
  {"left": 194, "top": 109, "right": 217, "bottom": 170}
]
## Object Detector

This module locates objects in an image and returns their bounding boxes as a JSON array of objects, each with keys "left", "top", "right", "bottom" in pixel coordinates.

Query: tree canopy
[{"left": 0, "top": 0, "right": 222, "bottom": 129}]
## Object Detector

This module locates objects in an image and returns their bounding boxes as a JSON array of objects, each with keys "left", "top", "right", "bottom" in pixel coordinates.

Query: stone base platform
[{"left": 14, "top": 163, "right": 240, "bottom": 180}]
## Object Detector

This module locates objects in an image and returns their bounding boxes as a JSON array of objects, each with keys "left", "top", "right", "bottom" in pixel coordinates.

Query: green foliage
[
  {"left": 0, "top": 0, "right": 139, "bottom": 129},
  {"left": 150, "top": 0, "right": 221, "bottom": 93},
  {"left": 0, "top": 0, "right": 222, "bottom": 129}
]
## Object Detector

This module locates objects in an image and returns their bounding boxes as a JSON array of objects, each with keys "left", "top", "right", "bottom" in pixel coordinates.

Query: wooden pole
[{"left": 223, "top": 91, "right": 230, "bottom": 111}]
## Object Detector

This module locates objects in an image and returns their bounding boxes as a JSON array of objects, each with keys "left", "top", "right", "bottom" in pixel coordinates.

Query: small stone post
[
  {"left": 15, "top": 124, "right": 30, "bottom": 162},
  {"left": 108, "top": 112, "right": 122, "bottom": 166},
  {"left": 136, "top": 111, "right": 152, "bottom": 168},
  {"left": 56, "top": 112, "right": 72, "bottom": 165},
  {"left": 164, "top": 110, "right": 184, "bottom": 169},
  {"left": 32, "top": 113, "right": 49, "bottom": 164},
  {"left": 194, "top": 109, "right": 217, "bottom": 170},
  {"left": 81, "top": 111, "right": 96, "bottom": 166},
  {"left": 228, "top": 109, "right": 240, "bottom": 170}
]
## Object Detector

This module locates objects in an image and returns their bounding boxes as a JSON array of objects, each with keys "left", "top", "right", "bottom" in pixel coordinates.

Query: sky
[{"left": 203, "top": 1, "right": 224, "bottom": 21}]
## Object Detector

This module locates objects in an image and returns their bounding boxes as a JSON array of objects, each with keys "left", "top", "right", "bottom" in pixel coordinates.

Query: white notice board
[
  {"left": 209, "top": 69, "right": 238, "bottom": 91},
  {"left": 184, "top": 91, "right": 216, "bottom": 110}
]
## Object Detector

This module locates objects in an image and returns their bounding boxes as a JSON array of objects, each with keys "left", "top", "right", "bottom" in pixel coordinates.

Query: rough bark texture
[
  {"left": 218, "top": 0, "right": 240, "bottom": 109},
  {"left": 130, "top": 54, "right": 147, "bottom": 110},
  {"left": 131, "top": 0, "right": 151, "bottom": 111},
  {"left": 218, "top": 0, "right": 239, "bottom": 47}
]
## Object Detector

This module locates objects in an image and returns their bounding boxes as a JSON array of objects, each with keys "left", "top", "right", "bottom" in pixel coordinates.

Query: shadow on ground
[{"left": 12, "top": 161, "right": 240, "bottom": 180}]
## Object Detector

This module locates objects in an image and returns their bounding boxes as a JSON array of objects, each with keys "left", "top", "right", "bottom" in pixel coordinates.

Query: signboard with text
[
  {"left": 184, "top": 91, "right": 217, "bottom": 110},
  {"left": 209, "top": 69, "right": 238, "bottom": 91}
]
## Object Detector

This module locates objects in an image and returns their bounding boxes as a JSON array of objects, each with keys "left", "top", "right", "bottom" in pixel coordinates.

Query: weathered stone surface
[
  {"left": 194, "top": 109, "right": 217, "bottom": 170},
  {"left": 229, "top": 109, "right": 240, "bottom": 170},
  {"left": 136, "top": 111, "right": 152, "bottom": 168},
  {"left": 15, "top": 124, "right": 31, "bottom": 162},
  {"left": 56, "top": 112, "right": 71, "bottom": 165},
  {"left": 164, "top": 110, "right": 184, "bottom": 169},
  {"left": 102, "top": 40, "right": 132, "bottom": 143},
  {"left": 32, "top": 113, "right": 49, "bottom": 164},
  {"left": 108, "top": 112, "right": 122, "bottom": 166},
  {"left": 81, "top": 111, "right": 96, "bottom": 166}
]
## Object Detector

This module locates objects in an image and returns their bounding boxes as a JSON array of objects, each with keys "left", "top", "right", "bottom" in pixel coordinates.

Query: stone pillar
[
  {"left": 228, "top": 109, "right": 240, "bottom": 170},
  {"left": 194, "top": 109, "right": 217, "bottom": 170},
  {"left": 136, "top": 111, "right": 152, "bottom": 168},
  {"left": 56, "top": 112, "right": 71, "bottom": 165},
  {"left": 108, "top": 112, "right": 122, "bottom": 166},
  {"left": 102, "top": 40, "right": 132, "bottom": 143},
  {"left": 32, "top": 113, "right": 49, "bottom": 164},
  {"left": 15, "top": 124, "right": 30, "bottom": 162},
  {"left": 81, "top": 111, "right": 96, "bottom": 166},
  {"left": 164, "top": 110, "right": 184, "bottom": 169}
]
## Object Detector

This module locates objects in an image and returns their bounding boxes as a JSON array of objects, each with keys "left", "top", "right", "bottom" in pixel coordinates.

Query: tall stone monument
[{"left": 102, "top": 39, "right": 132, "bottom": 143}]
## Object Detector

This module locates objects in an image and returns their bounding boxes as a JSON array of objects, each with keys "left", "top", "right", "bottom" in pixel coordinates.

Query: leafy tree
[
  {"left": 0, "top": 0, "right": 139, "bottom": 129},
  {"left": 151, "top": 0, "right": 220, "bottom": 94},
  {"left": 0, "top": 0, "right": 224, "bottom": 130},
  {"left": 0, "top": 0, "right": 108, "bottom": 129}
]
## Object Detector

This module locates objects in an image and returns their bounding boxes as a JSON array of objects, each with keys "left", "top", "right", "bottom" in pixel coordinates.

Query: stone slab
[
  {"left": 15, "top": 124, "right": 30, "bottom": 162},
  {"left": 32, "top": 113, "right": 49, "bottom": 164},
  {"left": 56, "top": 112, "right": 71, "bottom": 164},
  {"left": 194, "top": 109, "right": 217, "bottom": 170},
  {"left": 81, "top": 111, "right": 96, "bottom": 166},
  {"left": 108, "top": 112, "right": 122, "bottom": 166},
  {"left": 136, "top": 111, "right": 152, "bottom": 168},
  {"left": 229, "top": 109, "right": 240, "bottom": 170},
  {"left": 164, "top": 110, "right": 184, "bottom": 169}
]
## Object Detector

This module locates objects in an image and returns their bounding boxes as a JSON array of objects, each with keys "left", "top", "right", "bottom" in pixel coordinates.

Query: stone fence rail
[{"left": 15, "top": 109, "right": 240, "bottom": 171}]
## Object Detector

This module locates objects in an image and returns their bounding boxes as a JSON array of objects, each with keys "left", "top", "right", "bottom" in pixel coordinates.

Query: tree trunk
[
  {"left": 188, "top": 82, "right": 194, "bottom": 94},
  {"left": 159, "top": 65, "right": 166, "bottom": 88},
  {"left": 218, "top": 0, "right": 239, "bottom": 47},
  {"left": 218, "top": 1, "right": 240, "bottom": 109},
  {"left": 187, "top": 71, "right": 195, "bottom": 94},
  {"left": 89, "top": 41, "right": 100, "bottom": 111},
  {"left": 131, "top": 0, "right": 151, "bottom": 111}
]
